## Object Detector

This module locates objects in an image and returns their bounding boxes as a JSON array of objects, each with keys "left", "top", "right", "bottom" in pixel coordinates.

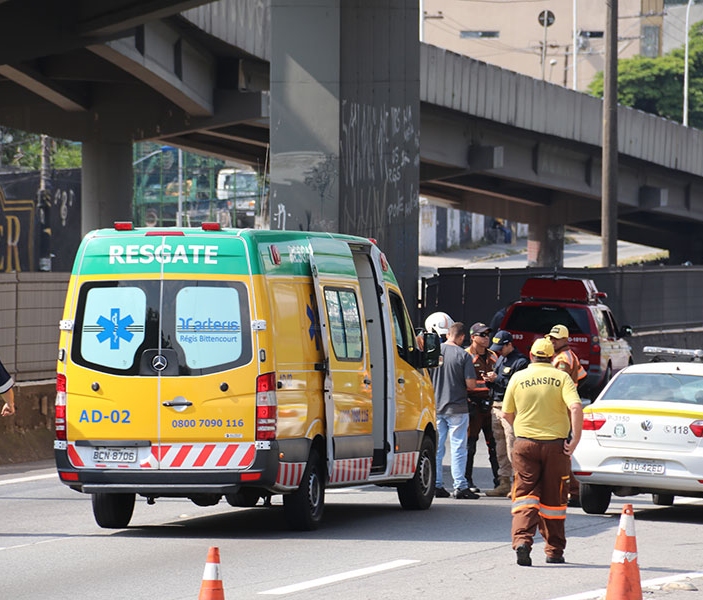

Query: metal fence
[
  {"left": 0, "top": 272, "right": 69, "bottom": 382},
  {"left": 420, "top": 265, "right": 703, "bottom": 335}
]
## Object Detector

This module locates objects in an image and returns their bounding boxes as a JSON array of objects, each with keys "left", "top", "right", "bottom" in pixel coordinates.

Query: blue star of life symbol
[
  {"left": 306, "top": 297, "right": 320, "bottom": 351},
  {"left": 96, "top": 308, "right": 134, "bottom": 350}
]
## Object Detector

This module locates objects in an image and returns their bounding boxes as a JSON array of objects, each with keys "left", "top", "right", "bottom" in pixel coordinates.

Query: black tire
[
  {"left": 397, "top": 436, "right": 435, "bottom": 510},
  {"left": 283, "top": 448, "right": 325, "bottom": 531},
  {"left": 92, "top": 493, "right": 135, "bottom": 528},
  {"left": 652, "top": 493, "right": 674, "bottom": 506},
  {"left": 580, "top": 483, "right": 611, "bottom": 515}
]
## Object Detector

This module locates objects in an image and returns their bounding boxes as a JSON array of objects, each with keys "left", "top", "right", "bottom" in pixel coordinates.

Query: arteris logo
[{"left": 177, "top": 317, "right": 240, "bottom": 333}]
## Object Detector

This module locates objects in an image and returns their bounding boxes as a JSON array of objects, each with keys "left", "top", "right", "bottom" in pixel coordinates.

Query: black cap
[
  {"left": 470, "top": 322, "right": 490, "bottom": 336},
  {"left": 489, "top": 330, "right": 513, "bottom": 351}
]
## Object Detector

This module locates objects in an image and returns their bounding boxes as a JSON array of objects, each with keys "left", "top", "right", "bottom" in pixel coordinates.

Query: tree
[
  {"left": 588, "top": 20, "right": 703, "bottom": 128},
  {"left": 0, "top": 128, "right": 81, "bottom": 169}
]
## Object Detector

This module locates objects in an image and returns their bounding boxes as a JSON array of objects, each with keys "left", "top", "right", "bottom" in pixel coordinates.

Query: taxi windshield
[{"left": 601, "top": 372, "right": 703, "bottom": 405}]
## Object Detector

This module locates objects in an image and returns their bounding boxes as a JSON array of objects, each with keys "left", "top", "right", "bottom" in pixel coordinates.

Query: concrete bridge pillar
[
  {"left": 527, "top": 221, "right": 565, "bottom": 268},
  {"left": 270, "top": 0, "right": 420, "bottom": 302},
  {"left": 81, "top": 140, "right": 133, "bottom": 234}
]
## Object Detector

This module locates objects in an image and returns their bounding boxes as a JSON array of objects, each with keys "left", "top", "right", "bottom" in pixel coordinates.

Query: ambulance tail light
[
  {"left": 690, "top": 421, "right": 703, "bottom": 438},
  {"left": 55, "top": 373, "right": 67, "bottom": 441},
  {"left": 256, "top": 372, "right": 277, "bottom": 441},
  {"left": 582, "top": 412, "right": 606, "bottom": 431}
]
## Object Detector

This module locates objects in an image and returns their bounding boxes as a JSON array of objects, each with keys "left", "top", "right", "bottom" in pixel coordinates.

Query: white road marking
[
  {"left": 549, "top": 571, "right": 703, "bottom": 600},
  {"left": 0, "top": 473, "right": 56, "bottom": 486},
  {"left": 258, "top": 559, "right": 420, "bottom": 595}
]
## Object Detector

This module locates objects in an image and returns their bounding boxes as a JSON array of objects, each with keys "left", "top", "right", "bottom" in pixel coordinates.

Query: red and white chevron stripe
[
  {"left": 276, "top": 462, "right": 306, "bottom": 487},
  {"left": 140, "top": 443, "right": 256, "bottom": 469},
  {"left": 65, "top": 442, "right": 257, "bottom": 469},
  {"left": 329, "top": 457, "right": 372, "bottom": 484},
  {"left": 389, "top": 451, "right": 418, "bottom": 477}
]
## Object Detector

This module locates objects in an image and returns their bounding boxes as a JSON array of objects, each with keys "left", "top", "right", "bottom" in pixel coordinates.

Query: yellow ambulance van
[{"left": 55, "top": 223, "right": 440, "bottom": 530}]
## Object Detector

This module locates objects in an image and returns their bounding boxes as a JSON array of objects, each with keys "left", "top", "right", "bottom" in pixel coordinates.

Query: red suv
[{"left": 499, "top": 277, "right": 633, "bottom": 398}]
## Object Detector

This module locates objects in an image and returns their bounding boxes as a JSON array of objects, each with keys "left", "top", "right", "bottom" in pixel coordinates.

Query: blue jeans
[{"left": 436, "top": 412, "right": 469, "bottom": 491}]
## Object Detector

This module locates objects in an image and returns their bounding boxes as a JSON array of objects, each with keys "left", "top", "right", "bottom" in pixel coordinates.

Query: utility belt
[{"left": 468, "top": 395, "right": 493, "bottom": 414}]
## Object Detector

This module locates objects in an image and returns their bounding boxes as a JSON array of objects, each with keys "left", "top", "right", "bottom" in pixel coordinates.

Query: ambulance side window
[
  {"left": 324, "top": 288, "right": 363, "bottom": 361},
  {"left": 389, "top": 291, "right": 415, "bottom": 364}
]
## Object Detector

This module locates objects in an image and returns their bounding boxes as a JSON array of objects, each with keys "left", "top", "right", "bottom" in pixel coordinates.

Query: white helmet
[{"left": 425, "top": 311, "right": 454, "bottom": 336}]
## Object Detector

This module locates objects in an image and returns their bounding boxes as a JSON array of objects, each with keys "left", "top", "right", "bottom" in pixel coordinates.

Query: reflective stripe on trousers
[{"left": 510, "top": 437, "right": 571, "bottom": 556}]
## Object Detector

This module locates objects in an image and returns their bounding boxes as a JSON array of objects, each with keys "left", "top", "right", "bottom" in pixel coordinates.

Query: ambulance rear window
[{"left": 72, "top": 280, "right": 252, "bottom": 376}]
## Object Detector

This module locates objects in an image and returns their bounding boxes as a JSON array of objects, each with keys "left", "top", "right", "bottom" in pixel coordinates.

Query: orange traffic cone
[
  {"left": 198, "top": 547, "right": 225, "bottom": 600},
  {"left": 605, "top": 504, "right": 642, "bottom": 600}
]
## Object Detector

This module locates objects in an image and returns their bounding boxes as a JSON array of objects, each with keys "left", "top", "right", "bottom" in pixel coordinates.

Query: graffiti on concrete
[
  {"left": 274, "top": 202, "right": 287, "bottom": 230},
  {"left": 303, "top": 154, "right": 338, "bottom": 232},
  {"left": 340, "top": 100, "right": 420, "bottom": 242}
]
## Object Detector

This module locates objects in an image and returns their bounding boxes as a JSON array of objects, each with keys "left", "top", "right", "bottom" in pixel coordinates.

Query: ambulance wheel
[
  {"left": 397, "top": 436, "right": 435, "bottom": 510},
  {"left": 580, "top": 483, "right": 611, "bottom": 515},
  {"left": 283, "top": 449, "right": 325, "bottom": 531},
  {"left": 92, "top": 492, "right": 135, "bottom": 528}
]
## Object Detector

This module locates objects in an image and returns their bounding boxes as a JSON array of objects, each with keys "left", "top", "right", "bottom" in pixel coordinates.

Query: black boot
[{"left": 487, "top": 436, "right": 500, "bottom": 487}]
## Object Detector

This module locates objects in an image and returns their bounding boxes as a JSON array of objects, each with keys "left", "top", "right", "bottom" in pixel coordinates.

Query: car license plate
[
  {"left": 622, "top": 458, "right": 665, "bottom": 475},
  {"left": 92, "top": 448, "right": 137, "bottom": 463}
]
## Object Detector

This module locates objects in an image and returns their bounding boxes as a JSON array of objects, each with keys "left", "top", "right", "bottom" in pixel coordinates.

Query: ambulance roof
[{"left": 72, "top": 225, "right": 398, "bottom": 285}]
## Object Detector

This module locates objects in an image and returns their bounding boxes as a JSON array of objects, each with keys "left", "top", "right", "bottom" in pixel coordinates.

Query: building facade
[{"left": 421, "top": 0, "right": 665, "bottom": 91}]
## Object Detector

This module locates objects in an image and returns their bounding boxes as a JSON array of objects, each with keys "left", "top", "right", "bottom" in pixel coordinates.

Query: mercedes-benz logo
[
  {"left": 151, "top": 354, "right": 168, "bottom": 371},
  {"left": 641, "top": 420, "right": 653, "bottom": 432}
]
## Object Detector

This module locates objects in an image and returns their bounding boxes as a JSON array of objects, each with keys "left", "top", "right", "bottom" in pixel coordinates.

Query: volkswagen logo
[
  {"left": 640, "top": 420, "right": 653, "bottom": 432},
  {"left": 151, "top": 354, "right": 168, "bottom": 372}
]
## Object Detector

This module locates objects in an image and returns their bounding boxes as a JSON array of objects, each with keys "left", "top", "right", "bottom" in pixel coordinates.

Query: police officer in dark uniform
[{"left": 485, "top": 330, "right": 528, "bottom": 496}]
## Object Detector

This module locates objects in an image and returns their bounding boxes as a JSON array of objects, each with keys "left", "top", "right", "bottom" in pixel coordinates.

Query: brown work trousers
[{"left": 511, "top": 437, "right": 571, "bottom": 558}]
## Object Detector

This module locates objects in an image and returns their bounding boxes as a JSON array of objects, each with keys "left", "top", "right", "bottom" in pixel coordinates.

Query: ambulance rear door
[
  {"left": 65, "top": 232, "right": 256, "bottom": 472},
  {"left": 154, "top": 233, "right": 257, "bottom": 471},
  {"left": 308, "top": 237, "right": 374, "bottom": 482}
]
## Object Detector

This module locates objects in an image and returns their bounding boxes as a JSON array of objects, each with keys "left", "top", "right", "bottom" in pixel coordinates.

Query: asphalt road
[{"left": 3, "top": 456, "right": 702, "bottom": 600}]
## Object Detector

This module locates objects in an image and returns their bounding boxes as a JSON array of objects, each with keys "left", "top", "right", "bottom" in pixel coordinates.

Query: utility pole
[
  {"left": 684, "top": 0, "right": 694, "bottom": 126},
  {"left": 572, "top": 0, "right": 578, "bottom": 90},
  {"left": 602, "top": 0, "right": 618, "bottom": 267}
]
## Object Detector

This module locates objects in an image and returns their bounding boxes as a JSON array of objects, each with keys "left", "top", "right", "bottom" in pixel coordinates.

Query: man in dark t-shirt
[{"left": 431, "top": 322, "right": 479, "bottom": 499}]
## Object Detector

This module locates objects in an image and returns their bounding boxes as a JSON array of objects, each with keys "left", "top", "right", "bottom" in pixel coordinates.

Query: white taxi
[{"left": 572, "top": 346, "right": 703, "bottom": 514}]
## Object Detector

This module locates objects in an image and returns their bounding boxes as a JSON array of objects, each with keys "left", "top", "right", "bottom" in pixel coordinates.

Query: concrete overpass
[{"left": 1, "top": 0, "right": 703, "bottom": 270}]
